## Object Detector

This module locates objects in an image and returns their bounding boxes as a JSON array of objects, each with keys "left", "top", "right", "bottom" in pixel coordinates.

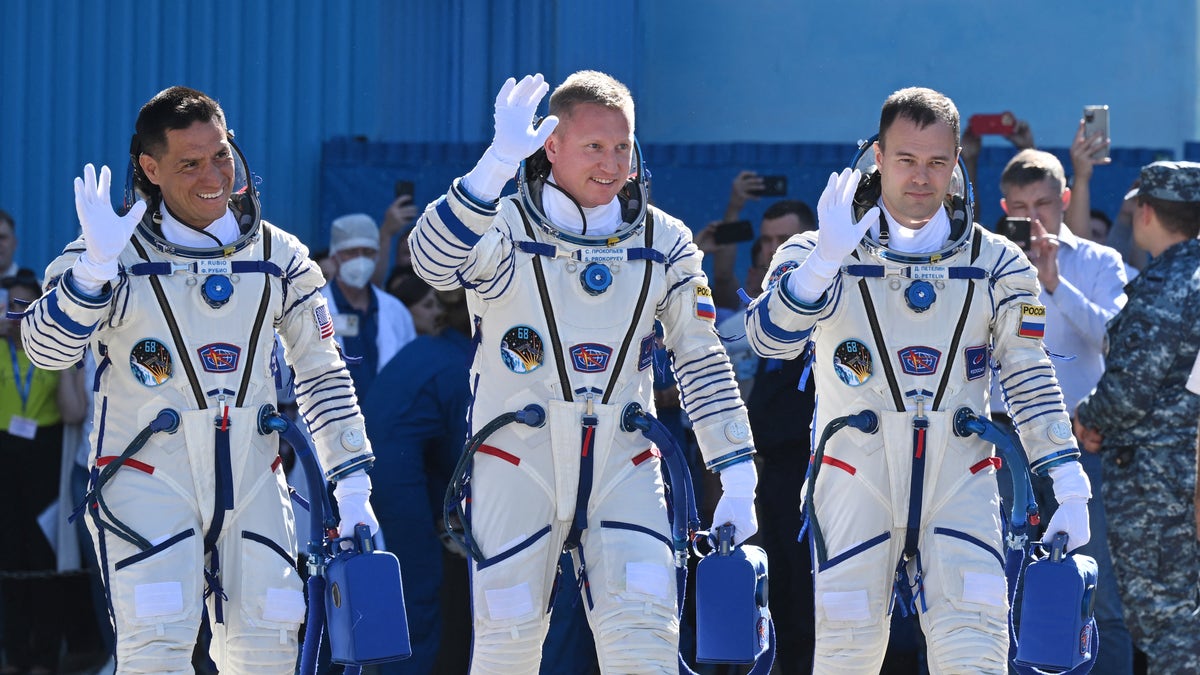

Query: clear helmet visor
[
  {"left": 849, "top": 134, "right": 975, "bottom": 262},
  {"left": 517, "top": 135, "right": 651, "bottom": 246},
  {"left": 123, "top": 136, "right": 262, "bottom": 254},
  {"left": 123, "top": 136, "right": 258, "bottom": 219}
]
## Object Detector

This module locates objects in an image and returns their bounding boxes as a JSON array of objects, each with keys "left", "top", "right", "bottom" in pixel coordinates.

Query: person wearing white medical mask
[{"left": 321, "top": 213, "right": 416, "bottom": 396}]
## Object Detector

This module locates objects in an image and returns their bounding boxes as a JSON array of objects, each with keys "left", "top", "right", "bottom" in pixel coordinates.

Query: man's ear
[
  {"left": 1000, "top": 197, "right": 1009, "bottom": 215},
  {"left": 1062, "top": 187, "right": 1072, "bottom": 210},
  {"left": 139, "top": 153, "right": 160, "bottom": 187}
]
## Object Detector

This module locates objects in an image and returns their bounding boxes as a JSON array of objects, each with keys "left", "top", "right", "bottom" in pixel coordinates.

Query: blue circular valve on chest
[
  {"left": 904, "top": 279, "right": 936, "bottom": 313},
  {"left": 202, "top": 274, "right": 234, "bottom": 308},
  {"left": 580, "top": 262, "right": 613, "bottom": 296}
]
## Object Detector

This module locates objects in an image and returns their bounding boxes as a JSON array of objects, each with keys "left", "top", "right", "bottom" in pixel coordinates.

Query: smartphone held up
[
  {"left": 968, "top": 112, "right": 1016, "bottom": 136},
  {"left": 1083, "top": 105, "right": 1110, "bottom": 161},
  {"left": 997, "top": 217, "right": 1033, "bottom": 252},
  {"left": 712, "top": 220, "right": 755, "bottom": 245},
  {"left": 748, "top": 175, "right": 788, "bottom": 198}
]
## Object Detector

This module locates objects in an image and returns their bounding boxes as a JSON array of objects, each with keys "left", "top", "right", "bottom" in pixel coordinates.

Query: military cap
[{"left": 1124, "top": 161, "right": 1200, "bottom": 202}]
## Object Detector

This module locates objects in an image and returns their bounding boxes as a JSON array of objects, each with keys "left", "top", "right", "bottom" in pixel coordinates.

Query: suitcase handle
[{"left": 691, "top": 523, "right": 737, "bottom": 558}]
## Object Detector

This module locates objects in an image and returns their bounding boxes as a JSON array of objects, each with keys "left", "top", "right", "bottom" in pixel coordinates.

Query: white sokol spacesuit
[
  {"left": 409, "top": 87, "right": 755, "bottom": 674},
  {"left": 22, "top": 172, "right": 372, "bottom": 674},
  {"left": 746, "top": 157, "right": 1082, "bottom": 673}
]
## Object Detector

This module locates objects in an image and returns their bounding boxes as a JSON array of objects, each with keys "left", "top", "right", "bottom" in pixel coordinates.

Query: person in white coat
[{"left": 319, "top": 213, "right": 416, "bottom": 396}]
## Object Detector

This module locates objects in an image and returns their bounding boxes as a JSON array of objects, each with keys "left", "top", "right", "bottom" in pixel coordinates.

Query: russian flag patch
[
  {"left": 695, "top": 285, "right": 716, "bottom": 321},
  {"left": 1017, "top": 303, "right": 1046, "bottom": 339}
]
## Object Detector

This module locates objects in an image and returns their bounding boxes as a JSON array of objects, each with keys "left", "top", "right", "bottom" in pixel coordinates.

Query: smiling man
[
  {"left": 410, "top": 71, "right": 757, "bottom": 674},
  {"left": 745, "top": 87, "right": 1090, "bottom": 672},
  {"left": 21, "top": 86, "right": 377, "bottom": 674}
]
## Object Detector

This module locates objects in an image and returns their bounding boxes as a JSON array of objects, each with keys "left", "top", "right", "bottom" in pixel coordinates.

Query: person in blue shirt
[{"left": 361, "top": 286, "right": 470, "bottom": 674}]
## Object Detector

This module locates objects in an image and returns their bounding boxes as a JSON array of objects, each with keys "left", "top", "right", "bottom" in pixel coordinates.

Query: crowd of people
[{"left": 0, "top": 74, "right": 1196, "bottom": 675}]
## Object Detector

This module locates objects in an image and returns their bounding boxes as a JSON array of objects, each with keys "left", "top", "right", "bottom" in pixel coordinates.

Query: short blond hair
[{"left": 549, "top": 70, "right": 635, "bottom": 133}]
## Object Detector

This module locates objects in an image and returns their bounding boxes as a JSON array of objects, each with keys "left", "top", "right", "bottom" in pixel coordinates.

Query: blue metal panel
[
  {"left": 4, "top": 0, "right": 1194, "bottom": 281},
  {"left": 0, "top": 0, "right": 397, "bottom": 277}
]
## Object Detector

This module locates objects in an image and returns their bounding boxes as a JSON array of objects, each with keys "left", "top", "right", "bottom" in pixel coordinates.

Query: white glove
[
  {"left": 786, "top": 168, "right": 877, "bottom": 303},
  {"left": 711, "top": 460, "right": 758, "bottom": 546},
  {"left": 490, "top": 74, "right": 560, "bottom": 163},
  {"left": 1040, "top": 461, "right": 1092, "bottom": 552},
  {"left": 333, "top": 471, "right": 380, "bottom": 539},
  {"left": 72, "top": 164, "right": 147, "bottom": 293},
  {"left": 463, "top": 74, "right": 561, "bottom": 202}
]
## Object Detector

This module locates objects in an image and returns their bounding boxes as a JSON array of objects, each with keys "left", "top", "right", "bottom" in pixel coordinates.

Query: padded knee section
[
  {"left": 590, "top": 600, "right": 679, "bottom": 674},
  {"left": 922, "top": 609, "right": 1007, "bottom": 674},
  {"left": 811, "top": 618, "right": 889, "bottom": 674},
  {"left": 114, "top": 623, "right": 197, "bottom": 675},
  {"left": 209, "top": 629, "right": 298, "bottom": 675},
  {"left": 469, "top": 613, "right": 550, "bottom": 675}
]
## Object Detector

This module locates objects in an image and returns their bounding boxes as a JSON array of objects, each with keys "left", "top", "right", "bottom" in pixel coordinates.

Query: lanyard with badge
[{"left": 6, "top": 337, "right": 37, "bottom": 439}]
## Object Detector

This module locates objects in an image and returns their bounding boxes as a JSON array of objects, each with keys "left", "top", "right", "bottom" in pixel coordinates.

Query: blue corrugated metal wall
[
  {"left": 2, "top": 0, "right": 1188, "bottom": 277},
  {"left": 1, "top": 0, "right": 643, "bottom": 275},
  {"left": 1, "top": 0, "right": 375, "bottom": 274}
]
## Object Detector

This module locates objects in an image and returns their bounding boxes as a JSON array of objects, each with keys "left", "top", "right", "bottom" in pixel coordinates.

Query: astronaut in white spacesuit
[
  {"left": 409, "top": 71, "right": 758, "bottom": 674},
  {"left": 744, "top": 87, "right": 1092, "bottom": 673},
  {"left": 21, "top": 86, "right": 377, "bottom": 675}
]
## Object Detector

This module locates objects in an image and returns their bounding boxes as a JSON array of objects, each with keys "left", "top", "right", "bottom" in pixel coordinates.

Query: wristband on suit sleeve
[
  {"left": 324, "top": 455, "right": 375, "bottom": 482},
  {"left": 778, "top": 270, "right": 830, "bottom": 314},
  {"left": 706, "top": 448, "right": 754, "bottom": 472},
  {"left": 1029, "top": 448, "right": 1081, "bottom": 476}
]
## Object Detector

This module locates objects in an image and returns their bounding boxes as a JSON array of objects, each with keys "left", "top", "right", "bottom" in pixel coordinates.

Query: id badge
[
  {"left": 334, "top": 313, "right": 360, "bottom": 338},
  {"left": 7, "top": 415, "right": 37, "bottom": 440}
]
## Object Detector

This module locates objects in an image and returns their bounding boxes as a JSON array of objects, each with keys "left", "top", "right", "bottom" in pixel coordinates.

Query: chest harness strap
[{"left": 511, "top": 203, "right": 660, "bottom": 606}]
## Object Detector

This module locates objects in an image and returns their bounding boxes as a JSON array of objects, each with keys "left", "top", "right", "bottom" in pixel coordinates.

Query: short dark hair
[
  {"left": 1000, "top": 149, "right": 1067, "bottom": 195},
  {"left": 762, "top": 200, "right": 816, "bottom": 231},
  {"left": 1089, "top": 208, "right": 1113, "bottom": 236},
  {"left": 879, "top": 87, "right": 960, "bottom": 150},
  {"left": 0, "top": 209, "right": 13, "bottom": 231},
  {"left": 1138, "top": 194, "right": 1200, "bottom": 239},
  {"left": 391, "top": 272, "right": 434, "bottom": 308},
  {"left": 130, "top": 86, "right": 228, "bottom": 198},
  {"left": 1, "top": 267, "right": 40, "bottom": 297}
]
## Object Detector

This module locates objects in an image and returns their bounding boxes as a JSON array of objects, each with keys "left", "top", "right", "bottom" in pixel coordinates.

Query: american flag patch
[
  {"left": 1017, "top": 303, "right": 1046, "bottom": 339},
  {"left": 695, "top": 285, "right": 716, "bottom": 321},
  {"left": 314, "top": 303, "right": 335, "bottom": 340}
]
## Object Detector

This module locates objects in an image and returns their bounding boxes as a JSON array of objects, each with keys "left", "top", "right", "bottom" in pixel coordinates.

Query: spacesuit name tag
[
  {"left": 195, "top": 260, "right": 233, "bottom": 276},
  {"left": 907, "top": 265, "right": 949, "bottom": 280},
  {"left": 578, "top": 248, "right": 626, "bottom": 264}
]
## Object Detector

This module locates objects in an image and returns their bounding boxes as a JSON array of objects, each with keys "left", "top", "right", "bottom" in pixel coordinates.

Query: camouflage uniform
[{"left": 1075, "top": 162, "right": 1200, "bottom": 674}]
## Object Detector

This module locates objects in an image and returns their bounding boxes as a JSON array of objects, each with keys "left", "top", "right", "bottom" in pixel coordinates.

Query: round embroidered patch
[
  {"left": 341, "top": 428, "right": 366, "bottom": 452},
  {"left": 833, "top": 339, "right": 873, "bottom": 387},
  {"left": 1048, "top": 420, "right": 1074, "bottom": 445},
  {"left": 500, "top": 325, "right": 545, "bottom": 374},
  {"left": 724, "top": 420, "right": 751, "bottom": 444},
  {"left": 129, "top": 338, "right": 173, "bottom": 387}
]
